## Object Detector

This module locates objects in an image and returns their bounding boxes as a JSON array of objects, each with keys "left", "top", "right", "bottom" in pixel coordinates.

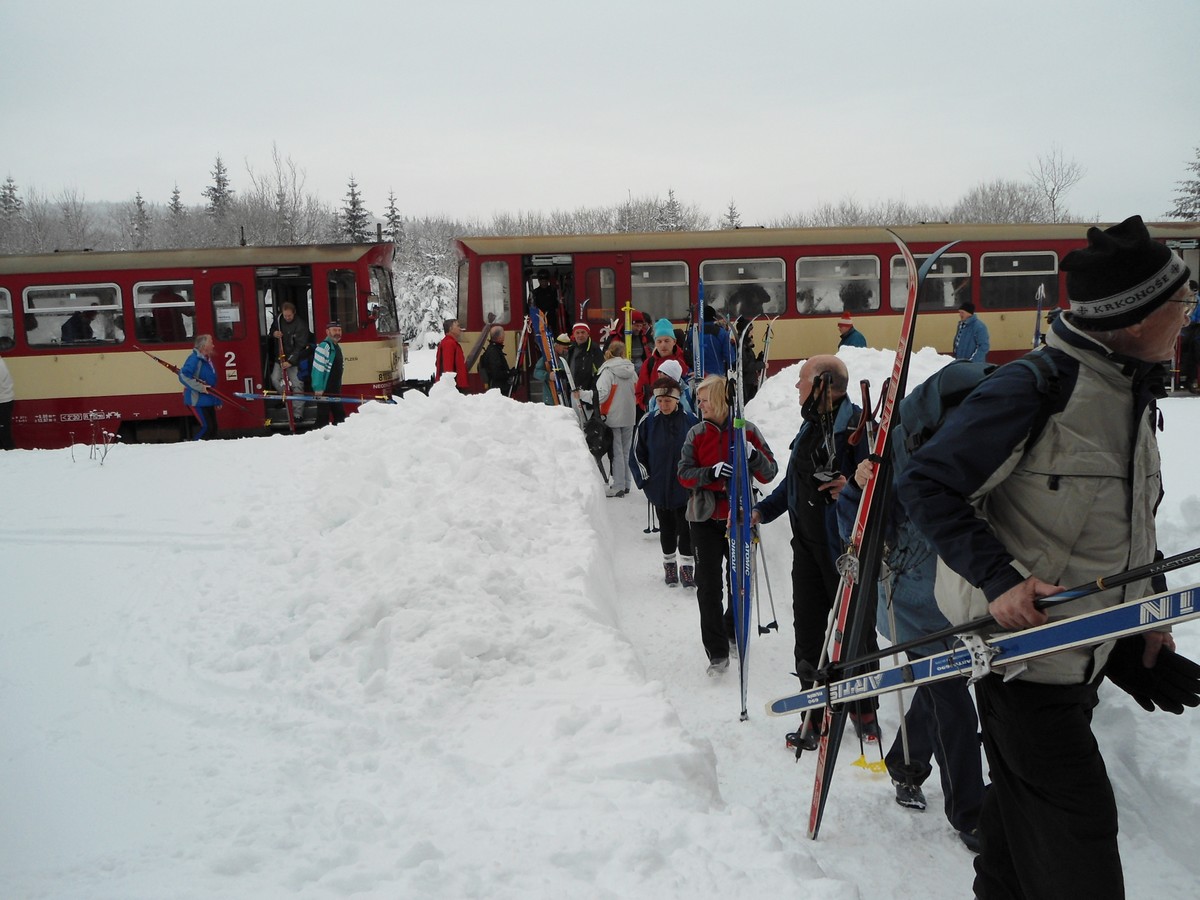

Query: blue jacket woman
[{"left": 179, "top": 334, "right": 220, "bottom": 440}]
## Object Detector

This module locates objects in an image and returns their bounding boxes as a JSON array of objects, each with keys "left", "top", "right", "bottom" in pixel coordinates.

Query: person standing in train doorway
[
  {"left": 311, "top": 322, "right": 345, "bottom": 428},
  {"left": 179, "top": 334, "right": 222, "bottom": 440}
]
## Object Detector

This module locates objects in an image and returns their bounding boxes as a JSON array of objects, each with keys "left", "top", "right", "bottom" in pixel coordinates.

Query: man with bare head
[{"left": 753, "top": 354, "right": 878, "bottom": 745}]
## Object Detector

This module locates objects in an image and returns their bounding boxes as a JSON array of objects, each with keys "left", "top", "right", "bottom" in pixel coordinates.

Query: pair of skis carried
[{"left": 768, "top": 551, "right": 1200, "bottom": 718}]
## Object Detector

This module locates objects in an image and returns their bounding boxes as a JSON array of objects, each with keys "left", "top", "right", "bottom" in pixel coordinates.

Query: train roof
[
  {"left": 0, "top": 242, "right": 392, "bottom": 275},
  {"left": 456, "top": 222, "right": 1200, "bottom": 256}
]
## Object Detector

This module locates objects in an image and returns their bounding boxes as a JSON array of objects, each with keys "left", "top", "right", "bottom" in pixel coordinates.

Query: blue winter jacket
[
  {"left": 836, "top": 478, "right": 953, "bottom": 657},
  {"left": 700, "top": 323, "right": 733, "bottom": 376},
  {"left": 630, "top": 405, "right": 698, "bottom": 510},
  {"left": 179, "top": 350, "right": 219, "bottom": 407},
  {"left": 952, "top": 314, "right": 989, "bottom": 363}
]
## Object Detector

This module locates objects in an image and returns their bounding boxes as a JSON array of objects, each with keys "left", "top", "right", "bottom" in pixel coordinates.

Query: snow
[{"left": 3, "top": 344, "right": 1200, "bottom": 900}]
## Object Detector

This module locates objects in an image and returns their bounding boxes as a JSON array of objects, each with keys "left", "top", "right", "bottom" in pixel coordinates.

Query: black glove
[
  {"left": 711, "top": 461, "right": 733, "bottom": 480},
  {"left": 1103, "top": 635, "right": 1200, "bottom": 714}
]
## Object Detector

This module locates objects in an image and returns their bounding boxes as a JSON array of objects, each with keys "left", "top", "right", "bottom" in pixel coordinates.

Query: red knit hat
[{"left": 837, "top": 315, "right": 854, "bottom": 328}]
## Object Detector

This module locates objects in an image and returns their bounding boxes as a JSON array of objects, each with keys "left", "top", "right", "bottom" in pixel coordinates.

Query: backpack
[{"left": 890, "top": 350, "right": 1061, "bottom": 478}]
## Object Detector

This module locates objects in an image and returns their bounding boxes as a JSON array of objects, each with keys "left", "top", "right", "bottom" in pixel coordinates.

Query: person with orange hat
[{"left": 836, "top": 314, "right": 867, "bottom": 348}]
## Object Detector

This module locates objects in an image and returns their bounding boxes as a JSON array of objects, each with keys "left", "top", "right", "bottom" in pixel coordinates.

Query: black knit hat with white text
[{"left": 1061, "top": 215, "right": 1189, "bottom": 331}]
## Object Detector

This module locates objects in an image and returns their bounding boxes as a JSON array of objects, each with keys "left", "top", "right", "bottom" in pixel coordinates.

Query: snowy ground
[{"left": 3, "top": 345, "right": 1200, "bottom": 899}]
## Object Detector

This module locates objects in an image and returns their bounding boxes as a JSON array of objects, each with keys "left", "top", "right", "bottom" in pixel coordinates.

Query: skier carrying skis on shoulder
[
  {"left": 678, "top": 374, "right": 777, "bottom": 675},
  {"left": 897, "top": 216, "right": 1200, "bottom": 900}
]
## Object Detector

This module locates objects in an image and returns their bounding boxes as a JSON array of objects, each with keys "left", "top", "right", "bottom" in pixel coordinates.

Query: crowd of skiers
[{"left": 426, "top": 219, "right": 1200, "bottom": 899}]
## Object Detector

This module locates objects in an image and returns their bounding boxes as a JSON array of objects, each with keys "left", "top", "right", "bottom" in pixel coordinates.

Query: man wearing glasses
[{"left": 899, "top": 216, "right": 1198, "bottom": 900}]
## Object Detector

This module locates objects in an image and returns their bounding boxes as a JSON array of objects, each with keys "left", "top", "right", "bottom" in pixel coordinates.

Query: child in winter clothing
[{"left": 631, "top": 370, "right": 698, "bottom": 586}]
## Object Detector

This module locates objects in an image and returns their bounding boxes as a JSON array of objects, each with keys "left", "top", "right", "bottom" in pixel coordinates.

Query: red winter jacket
[
  {"left": 635, "top": 347, "right": 690, "bottom": 410},
  {"left": 678, "top": 417, "right": 777, "bottom": 522},
  {"left": 435, "top": 334, "right": 468, "bottom": 390}
]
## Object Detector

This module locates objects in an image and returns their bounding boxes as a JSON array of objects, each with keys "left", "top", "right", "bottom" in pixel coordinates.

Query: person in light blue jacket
[
  {"left": 179, "top": 334, "right": 221, "bottom": 440},
  {"left": 952, "top": 301, "right": 989, "bottom": 362}
]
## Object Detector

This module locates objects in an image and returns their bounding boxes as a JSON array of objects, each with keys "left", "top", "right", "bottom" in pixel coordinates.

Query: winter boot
[
  {"left": 678, "top": 555, "right": 695, "bottom": 588},
  {"left": 663, "top": 555, "right": 679, "bottom": 587},
  {"left": 706, "top": 657, "right": 729, "bottom": 676},
  {"left": 851, "top": 711, "right": 882, "bottom": 742},
  {"left": 893, "top": 780, "right": 927, "bottom": 811}
]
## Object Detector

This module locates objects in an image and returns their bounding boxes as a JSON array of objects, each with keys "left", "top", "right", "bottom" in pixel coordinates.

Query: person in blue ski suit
[
  {"left": 837, "top": 458, "right": 984, "bottom": 852},
  {"left": 898, "top": 216, "right": 1198, "bottom": 900},
  {"left": 630, "top": 371, "right": 699, "bottom": 586},
  {"left": 952, "top": 301, "right": 989, "bottom": 362},
  {"left": 699, "top": 305, "right": 733, "bottom": 376},
  {"left": 179, "top": 333, "right": 221, "bottom": 440}
]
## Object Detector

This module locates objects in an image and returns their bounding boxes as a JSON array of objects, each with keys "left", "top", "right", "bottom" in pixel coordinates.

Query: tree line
[{"left": 2, "top": 144, "right": 1196, "bottom": 341}]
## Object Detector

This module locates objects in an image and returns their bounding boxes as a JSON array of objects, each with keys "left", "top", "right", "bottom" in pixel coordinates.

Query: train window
[
  {"left": 456, "top": 259, "right": 470, "bottom": 324},
  {"left": 796, "top": 256, "right": 880, "bottom": 315},
  {"left": 211, "top": 282, "right": 246, "bottom": 341},
  {"left": 369, "top": 265, "right": 400, "bottom": 334},
  {"left": 583, "top": 268, "right": 616, "bottom": 323},
  {"left": 133, "top": 280, "right": 195, "bottom": 344},
  {"left": 630, "top": 261, "right": 689, "bottom": 320},
  {"left": 980, "top": 252, "right": 1058, "bottom": 310},
  {"left": 0, "top": 289, "right": 12, "bottom": 349},
  {"left": 327, "top": 269, "right": 360, "bottom": 334},
  {"left": 481, "top": 261, "right": 511, "bottom": 325},
  {"left": 889, "top": 253, "right": 971, "bottom": 310},
  {"left": 700, "top": 258, "right": 786, "bottom": 319},
  {"left": 23, "top": 284, "right": 122, "bottom": 347}
]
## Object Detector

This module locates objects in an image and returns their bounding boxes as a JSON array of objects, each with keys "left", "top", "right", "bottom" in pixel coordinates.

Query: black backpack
[{"left": 891, "top": 350, "right": 1061, "bottom": 478}]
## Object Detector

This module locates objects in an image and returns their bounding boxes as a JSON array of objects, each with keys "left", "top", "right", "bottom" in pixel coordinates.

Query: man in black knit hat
[{"left": 898, "top": 216, "right": 1200, "bottom": 900}]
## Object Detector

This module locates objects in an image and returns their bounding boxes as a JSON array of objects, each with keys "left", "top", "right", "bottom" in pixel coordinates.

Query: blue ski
[{"left": 767, "top": 581, "right": 1200, "bottom": 717}]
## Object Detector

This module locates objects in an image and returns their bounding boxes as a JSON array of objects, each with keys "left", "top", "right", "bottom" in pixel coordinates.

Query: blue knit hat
[{"left": 653, "top": 318, "right": 675, "bottom": 340}]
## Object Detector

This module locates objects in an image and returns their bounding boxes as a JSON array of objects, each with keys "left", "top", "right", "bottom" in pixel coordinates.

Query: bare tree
[
  {"left": 240, "top": 145, "right": 332, "bottom": 245},
  {"left": 951, "top": 179, "right": 1051, "bottom": 223},
  {"left": 1029, "top": 145, "right": 1086, "bottom": 222},
  {"left": 58, "top": 188, "right": 94, "bottom": 249}
]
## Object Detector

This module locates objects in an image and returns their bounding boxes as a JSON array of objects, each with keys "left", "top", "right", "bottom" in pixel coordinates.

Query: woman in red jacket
[
  {"left": 634, "top": 318, "right": 689, "bottom": 413},
  {"left": 677, "top": 374, "right": 777, "bottom": 674}
]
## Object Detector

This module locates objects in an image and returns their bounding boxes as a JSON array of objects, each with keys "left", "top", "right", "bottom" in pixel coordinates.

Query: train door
[
  {"left": 574, "top": 253, "right": 630, "bottom": 336},
  {"left": 191, "top": 269, "right": 260, "bottom": 432},
  {"left": 255, "top": 264, "right": 316, "bottom": 429}
]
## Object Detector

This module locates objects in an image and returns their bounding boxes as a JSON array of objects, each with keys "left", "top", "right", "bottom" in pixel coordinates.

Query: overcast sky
[{"left": 3, "top": 0, "right": 1197, "bottom": 226}]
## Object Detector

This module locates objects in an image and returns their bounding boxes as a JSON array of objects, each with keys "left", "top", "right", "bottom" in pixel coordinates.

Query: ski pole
[
  {"left": 834, "top": 545, "right": 1200, "bottom": 674},
  {"left": 879, "top": 561, "right": 917, "bottom": 783},
  {"left": 276, "top": 332, "right": 296, "bottom": 434},
  {"left": 753, "top": 522, "right": 778, "bottom": 633}
]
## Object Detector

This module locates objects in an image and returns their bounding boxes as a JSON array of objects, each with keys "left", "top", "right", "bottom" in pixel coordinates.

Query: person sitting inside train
[{"left": 60, "top": 308, "right": 98, "bottom": 343}]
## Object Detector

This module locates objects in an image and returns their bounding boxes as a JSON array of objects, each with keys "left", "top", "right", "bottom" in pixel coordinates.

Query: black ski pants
[
  {"left": 790, "top": 530, "right": 841, "bottom": 679},
  {"left": 690, "top": 518, "right": 734, "bottom": 663},
  {"left": 656, "top": 505, "right": 692, "bottom": 558},
  {"left": 884, "top": 651, "right": 985, "bottom": 834},
  {"left": 972, "top": 675, "right": 1122, "bottom": 900}
]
